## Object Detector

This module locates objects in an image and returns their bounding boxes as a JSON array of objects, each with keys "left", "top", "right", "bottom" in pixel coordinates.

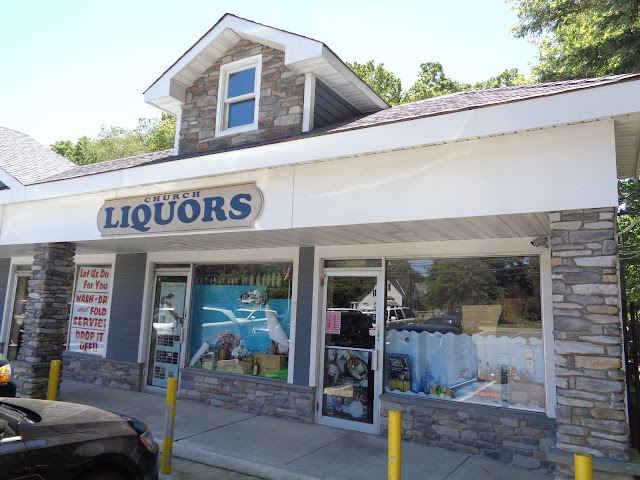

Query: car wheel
[{"left": 77, "top": 469, "right": 128, "bottom": 480}]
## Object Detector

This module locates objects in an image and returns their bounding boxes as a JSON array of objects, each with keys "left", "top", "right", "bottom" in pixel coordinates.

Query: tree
[
  {"left": 347, "top": 61, "right": 403, "bottom": 105},
  {"left": 508, "top": 0, "right": 640, "bottom": 81},
  {"left": 472, "top": 68, "right": 527, "bottom": 90},
  {"left": 619, "top": 178, "right": 640, "bottom": 303},
  {"left": 349, "top": 60, "right": 529, "bottom": 105},
  {"left": 420, "top": 258, "right": 504, "bottom": 310},
  {"left": 52, "top": 113, "right": 176, "bottom": 165},
  {"left": 404, "top": 62, "right": 472, "bottom": 102},
  {"left": 509, "top": 1, "right": 640, "bottom": 303}
]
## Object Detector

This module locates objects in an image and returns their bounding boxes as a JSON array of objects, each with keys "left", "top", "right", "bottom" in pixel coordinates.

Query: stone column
[
  {"left": 12, "top": 242, "right": 75, "bottom": 398},
  {"left": 550, "top": 208, "right": 629, "bottom": 466}
]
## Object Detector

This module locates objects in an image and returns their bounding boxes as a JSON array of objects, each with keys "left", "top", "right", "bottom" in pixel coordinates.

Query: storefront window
[
  {"left": 188, "top": 263, "right": 293, "bottom": 380},
  {"left": 324, "top": 259, "right": 382, "bottom": 268},
  {"left": 385, "top": 257, "right": 544, "bottom": 412}
]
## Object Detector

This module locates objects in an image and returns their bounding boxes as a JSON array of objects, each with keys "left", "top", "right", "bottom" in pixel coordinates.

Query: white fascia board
[
  {"left": 318, "top": 45, "right": 389, "bottom": 111},
  {"left": 144, "top": 15, "right": 323, "bottom": 111},
  {"left": 18, "top": 79, "right": 640, "bottom": 203},
  {"left": 0, "top": 171, "right": 26, "bottom": 204}
]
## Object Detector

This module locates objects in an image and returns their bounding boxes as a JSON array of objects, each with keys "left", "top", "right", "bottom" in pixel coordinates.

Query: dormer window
[{"left": 216, "top": 55, "right": 262, "bottom": 137}]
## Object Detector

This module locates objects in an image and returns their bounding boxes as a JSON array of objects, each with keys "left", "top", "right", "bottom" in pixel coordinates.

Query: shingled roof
[
  {"left": 11, "top": 73, "right": 640, "bottom": 186},
  {"left": 0, "top": 126, "right": 76, "bottom": 185}
]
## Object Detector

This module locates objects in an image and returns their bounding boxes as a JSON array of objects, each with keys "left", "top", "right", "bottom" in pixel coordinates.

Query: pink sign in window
[{"left": 326, "top": 311, "right": 342, "bottom": 334}]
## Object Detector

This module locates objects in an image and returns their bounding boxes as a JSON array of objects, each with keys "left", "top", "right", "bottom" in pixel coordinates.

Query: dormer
[{"left": 144, "top": 14, "right": 388, "bottom": 155}]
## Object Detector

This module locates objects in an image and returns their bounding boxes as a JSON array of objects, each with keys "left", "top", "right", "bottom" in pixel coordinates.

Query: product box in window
[
  {"left": 508, "top": 380, "right": 545, "bottom": 409},
  {"left": 386, "top": 353, "right": 411, "bottom": 392}
]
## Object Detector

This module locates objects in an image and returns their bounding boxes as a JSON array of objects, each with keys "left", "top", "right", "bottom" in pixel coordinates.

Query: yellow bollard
[
  {"left": 388, "top": 410, "right": 402, "bottom": 480},
  {"left": 160, "top": 377, "right": 178, "bottom": 475},
  {"left": 574, "top": 452, "right": 593, "bottom": 480},
  {"left": 47, "top": 360, "right": 61, "bottom": 401}
]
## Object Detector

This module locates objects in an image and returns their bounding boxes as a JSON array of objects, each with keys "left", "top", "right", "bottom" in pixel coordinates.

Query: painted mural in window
[
  {"left": 384, "top": 257, "right": 544, "bottom": 412},
  {"left": 188, "top": 263, "right": 292, "bottom": 380}
]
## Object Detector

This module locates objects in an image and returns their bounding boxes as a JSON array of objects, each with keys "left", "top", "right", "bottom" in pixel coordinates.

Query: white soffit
[
  {"left": 0, "top": 212, "right": 550, "bottom": 257},
  {"left": 144, "top": 14, "right": 387, "bottom": 116},
  {"left": 615, "top": 115, "right": 640, "bottom": 179}
]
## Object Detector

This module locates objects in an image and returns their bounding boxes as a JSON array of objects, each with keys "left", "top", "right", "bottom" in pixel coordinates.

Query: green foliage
[
  {"left": 420, "top": 259, "right": 505, "bottom": 310},
  {"left": 508, "top": 0, "right": 640, "bottom": 81},
  {"left": 404, "top": 62, "right": 472, "bottom": 102},
  {"left": 472, "top": 68, "right": 528, "bottom": 89},
  {"left": 349, "top": 60, "right": 529, "bottom": 105},
  {"left": 51, "top": 113, "right": 176, "bottom": 165},
  {"left": 346, "top": 60, "right": 403, "bottom": 105},
  {"left": 619, "top": 178, "right": 640, "bottom": 303}
]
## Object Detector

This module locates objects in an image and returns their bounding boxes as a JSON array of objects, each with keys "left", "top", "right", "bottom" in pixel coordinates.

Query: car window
[{"left": 402, "top": 308, "right": 415, "bottom": 318}]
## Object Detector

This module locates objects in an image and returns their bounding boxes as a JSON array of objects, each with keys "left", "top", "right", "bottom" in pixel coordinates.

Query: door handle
[{"left": 371, "top": 350, "right": 378, "bottom": 371}]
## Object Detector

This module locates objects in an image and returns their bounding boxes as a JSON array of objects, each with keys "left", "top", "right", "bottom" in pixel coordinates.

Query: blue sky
[{"left": 0, "top": 0, "right": 537, "bottom": 147}]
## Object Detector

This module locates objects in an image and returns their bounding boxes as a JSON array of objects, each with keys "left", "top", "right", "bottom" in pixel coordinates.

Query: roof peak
[{"left": 144, "top": 14, "right": 387, "bottom": 117}]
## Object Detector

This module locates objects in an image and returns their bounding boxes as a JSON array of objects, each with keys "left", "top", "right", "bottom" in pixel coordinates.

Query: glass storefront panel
[
  {"left": 322, "top": 275, "right": 378, "bottom": 424},
  {"left": 385, "top": 257, "right": 544, "bottom": 412},
  {"left": 7, "top": 274, "right": 29, "bottom": 361},
  {"left": 188, "top": 263, "right": 292, "bottom": 380},
  {"left": 147, "top": 275, "right": 188, "bottom": 387},
  {"left": 324, "top": 259, "right": 382, "bottom": 268}
]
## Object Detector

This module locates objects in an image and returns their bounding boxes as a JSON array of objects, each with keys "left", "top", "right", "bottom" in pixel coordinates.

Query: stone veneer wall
[
  {"left": 178, "top": 40, "right": 305, "bottom": 155},
  {"left": 380, "top": 395, "right": 557, "bottom": 475},
  {"left": 13, "top": 243, "right": 75, "bottom": 398},
  {"left": 180, "top": 369, "right": 315, "bottom": 422},
  {"left": 550, "top": 208, "right": 630, "bottom": 478},
  {"left": 62, "top": 351, "right": 143, "bottom": 391}
]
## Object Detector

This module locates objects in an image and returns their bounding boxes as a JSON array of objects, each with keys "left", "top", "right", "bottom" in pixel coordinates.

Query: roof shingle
[
  {"left": 0, "top": 127, "right": 76, "bottom": 184},
  {"left": 6, "top": 74, "right": 640, "bottom": 186}
]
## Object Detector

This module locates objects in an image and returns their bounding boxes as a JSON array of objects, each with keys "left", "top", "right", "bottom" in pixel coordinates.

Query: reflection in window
[
  {"left": 384, "top": 257, "right": 544, "bottom": 412},
  {"left": 188, "top": 263, "right": 292, "bottom": 380}
]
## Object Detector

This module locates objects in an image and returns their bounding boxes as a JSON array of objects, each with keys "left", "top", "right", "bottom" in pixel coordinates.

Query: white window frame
[{"left": 215, "top": 55, "right": 262, "bottom": 137}]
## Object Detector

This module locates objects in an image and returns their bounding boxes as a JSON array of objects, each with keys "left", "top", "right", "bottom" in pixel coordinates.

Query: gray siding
[
  {"left": 0, "top": 259, "right": 10, "bottom": 339},
  {"left": 293, "top": 247, "right": 315, "bottom": 385},
  {"left": 313, "top": 79, "right": 360, "bottom": 128},
  {"left": 106, "top": 254, "right": 147, "bottom": 362}
]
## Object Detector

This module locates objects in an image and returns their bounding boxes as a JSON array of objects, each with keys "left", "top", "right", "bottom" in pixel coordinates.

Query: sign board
[
  {"left": 326, "top": 311, "right": 341, "bottom": 334},
  {"left": 97, "top": 183, "right": 263, "bottom": 236},
  {"left": 68, "top": 266, "right": 112, "bottom": 356}
]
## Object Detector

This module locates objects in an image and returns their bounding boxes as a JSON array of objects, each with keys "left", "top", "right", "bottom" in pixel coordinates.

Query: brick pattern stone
[
  {"left": 178, "top": 39, "right": 305, "bottom": 155},
  {"left": 13, "top": 242, "right": 75, "bottom": 398},
  {"left": 180, "top": 369, "right": 314, "bottom": 422},
  {"left": 380, "top": 396, "right": 556, "bottom": 475},
  {"left": 550, "top": 208, "right": 629, "bottom": 462},
  {"left": 62, "top": 352, "right": 143, "bottom": 391}
]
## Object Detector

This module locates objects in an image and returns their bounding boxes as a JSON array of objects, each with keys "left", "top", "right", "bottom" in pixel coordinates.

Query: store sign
[
  {"left": 68, "top": 266, "right": 112, "bottom": 356},
  {"left": 97, "top": 183, "right": 263, "bottom": 236}
]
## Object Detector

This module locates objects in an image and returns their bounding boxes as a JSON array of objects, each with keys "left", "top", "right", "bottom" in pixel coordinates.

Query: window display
[
  {"left": 384, "top": 257, "right": 544, "bottom": 412},
  {"left": 188, "top": 263, "right": 292, "bottom": 380}
]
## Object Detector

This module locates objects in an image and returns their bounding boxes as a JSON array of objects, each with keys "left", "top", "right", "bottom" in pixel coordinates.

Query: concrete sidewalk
[{"left": 59, "top": 380, "right": 550, "bottom": 480}]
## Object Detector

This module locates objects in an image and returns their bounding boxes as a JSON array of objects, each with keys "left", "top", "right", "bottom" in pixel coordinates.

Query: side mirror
[{"left": 0, "top": 419, "right": 8, "bottom": 439}]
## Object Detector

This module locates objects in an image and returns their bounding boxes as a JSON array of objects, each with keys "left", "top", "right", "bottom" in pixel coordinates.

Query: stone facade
[
  {"left": 62, "top": 351, "right": 143, "bottom": 391},
  {"left": 380, "top": 395, "right": 557, "bottom": 475},
  {"left": 550, "top": 208, "right": 630, "bottom": 478},
  {"left": 178, "top": 40, "right": 305, "bottom": 155},
  {"left": 180, "top": 369, "right": 315, "bottom": 422},
  {"left": 13, "top": 242, "right": 75, "bottom": 398}
]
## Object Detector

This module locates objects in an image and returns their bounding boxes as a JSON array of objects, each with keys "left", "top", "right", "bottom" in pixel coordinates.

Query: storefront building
[{"left": 1, "top": 14, "right": 640, "bottom": 479}]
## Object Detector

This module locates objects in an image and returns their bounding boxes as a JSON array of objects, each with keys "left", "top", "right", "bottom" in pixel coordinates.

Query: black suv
[{"left": 0, "top": 398, "right": 159, "bottom": 479}]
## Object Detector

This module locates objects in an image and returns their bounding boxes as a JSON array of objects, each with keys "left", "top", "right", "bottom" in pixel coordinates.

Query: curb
[{"left": 171, "top": 440, "right": 325, "bottom": 480}]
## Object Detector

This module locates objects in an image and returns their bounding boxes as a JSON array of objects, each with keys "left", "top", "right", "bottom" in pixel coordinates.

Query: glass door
[
  {"left": 146, "top": 271, "right": 190, "bottom": 389},
  {"left": 5, "top": 271, "right": 30, "bottom": 361},
  {"left": 318, "top": 270, "right": 383, "bottom": 433}
]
